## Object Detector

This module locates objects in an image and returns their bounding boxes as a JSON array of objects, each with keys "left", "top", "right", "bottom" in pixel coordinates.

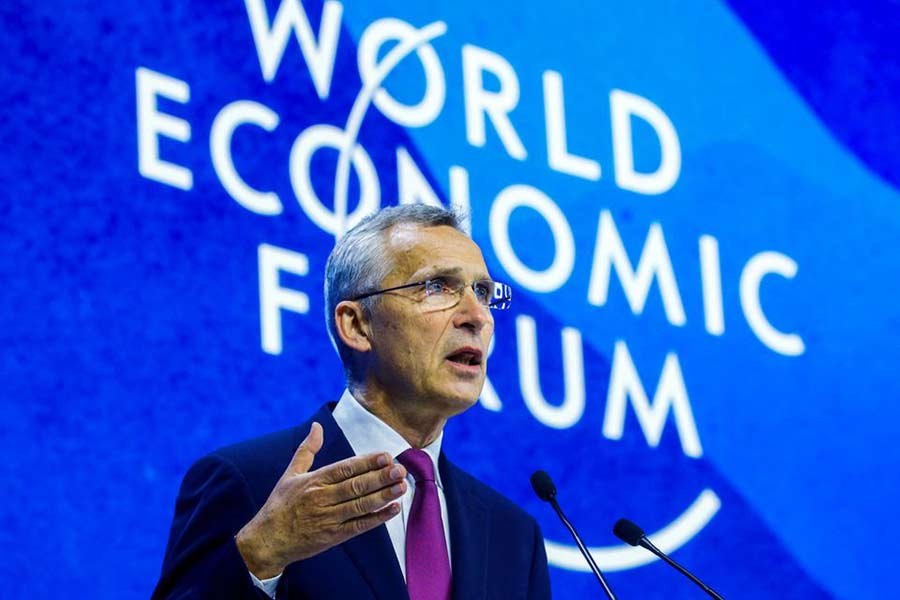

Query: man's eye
[
  {"left": 473, "top": 281, "right": 492, "bottom": 301},
  {"left": 424, "top": 278, "right": 451, "bottom": 295}
]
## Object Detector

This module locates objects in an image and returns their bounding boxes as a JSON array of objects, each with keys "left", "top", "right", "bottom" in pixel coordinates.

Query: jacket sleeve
[
  {"left": 528, "top": 519, "right": 553, "bottom": 599},
  {"left": 152, "top": 455, "right": 273, "bottom": 599}
]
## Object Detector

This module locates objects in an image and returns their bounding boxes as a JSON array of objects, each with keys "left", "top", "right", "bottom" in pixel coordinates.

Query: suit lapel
[
  {"left": 312, "top": 404, "right": 409, "bottom": 600},
  {"left": 441, "top": 454, "right": 489, "bottom": 600}
]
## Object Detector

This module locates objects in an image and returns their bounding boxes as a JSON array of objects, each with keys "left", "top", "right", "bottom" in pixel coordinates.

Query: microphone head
[
  {"left": 613, "top": 518, "right": 646, "bottom": 546},
  {"left": 530, "top": 470, "right": 557, "bottom": 502}
]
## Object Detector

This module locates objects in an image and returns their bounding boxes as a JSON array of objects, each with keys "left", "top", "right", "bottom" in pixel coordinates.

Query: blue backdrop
[{"left": 3, "top": 1, "right": 899, "bottom": 598}]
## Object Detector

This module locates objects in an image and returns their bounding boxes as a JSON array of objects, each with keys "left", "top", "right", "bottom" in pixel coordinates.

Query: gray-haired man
[{"left": 154, "top": 204, "right": 551, "bottom": 599}]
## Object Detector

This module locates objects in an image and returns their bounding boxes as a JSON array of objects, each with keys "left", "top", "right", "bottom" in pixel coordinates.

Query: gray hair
[{"left": 324, "top": 204, "right": 467, "bottom": 377}]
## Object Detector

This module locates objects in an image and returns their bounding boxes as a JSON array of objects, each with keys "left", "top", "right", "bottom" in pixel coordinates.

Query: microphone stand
[
  {"left": 547, "top": 496, "right": 619, "bottom": 600},
  {"left": 640, "top": 536, "right": 724, "bottom": 600}
]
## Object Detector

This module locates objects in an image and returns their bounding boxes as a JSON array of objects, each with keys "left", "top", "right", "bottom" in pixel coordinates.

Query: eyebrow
[{"left": 412, "top": 266, "right": 492, "bottom": 282}]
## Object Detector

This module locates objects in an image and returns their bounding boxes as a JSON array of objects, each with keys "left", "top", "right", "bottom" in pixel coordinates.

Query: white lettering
[
  {"left": 517, "top": 315, "right": 585, "bottom": 429},
  {"left": 610, "top": 89, "right": 681, "bottom": 195},
  {"left": 288, "top": 124, "right": 380, "bottom": 235},
  {"left": 397, "top": 146, "right": 442, "bottom": 207},
  {"left": 603, "top": 341, "right": 702, "bottom": 458},
  {"left": 588, "top": 211, "right": 686, "bottom": 326},
  {"left": 448, "top": 166, "right": 472, "bottom": 234},
  {"left": 259, "top": 243, "right": 310, "bottom": 355},
  {"left": 462, "top": 44, "right": 527, "bottom": 160},
  {"left": 244, "top": 0, "right": 342, "bottom": 96},
  {"left": 543, "top": 70, "right": 600, "bottom": 180},
  {"left": 699, "top": 235, "right": 725, "bottom": 335},
  {"left": 490, "top": 184, "right": 575, "bottom": 292},
  {"left": 210, "top": 100, "right": 282, "bottom": 215},
  {"left": 740, "top": 251, "right": 805, "bottom": 356},
  {"left": 358, "top": 18, "right": 446, "bottom": 127},
  {"left": 135, "top": 67, "right": 192, "bottom": 190},
  {"left": 479, "top": 337, "right": 502, "bottom": 411},
  {"left": 396, "top": 149, "right": 471, "bottom": 233}
]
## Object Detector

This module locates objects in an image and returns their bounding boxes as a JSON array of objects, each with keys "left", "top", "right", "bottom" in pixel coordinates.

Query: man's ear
[{"left": 335, "top": 300, "right": 372, "bottom": 353}]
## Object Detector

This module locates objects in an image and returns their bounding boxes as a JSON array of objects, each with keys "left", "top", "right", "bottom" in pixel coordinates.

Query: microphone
[
  {"left": 530, "top": 471, "right": 619, "bottom": 600},
  {"left": 613, "top": 518, "right": 724, "bottom": 599}
]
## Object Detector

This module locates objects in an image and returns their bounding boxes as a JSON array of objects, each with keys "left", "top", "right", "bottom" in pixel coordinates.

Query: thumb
[{"left": 288, "top": 421, "right": 324, "bottom": 475}]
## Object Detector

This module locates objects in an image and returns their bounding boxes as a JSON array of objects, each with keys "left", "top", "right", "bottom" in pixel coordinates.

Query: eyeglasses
[{"left": 350, "top": 275, "right": 512, "bottom": 311}]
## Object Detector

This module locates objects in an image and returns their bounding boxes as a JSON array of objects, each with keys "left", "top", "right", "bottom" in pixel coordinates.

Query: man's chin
[{"left": 434, "top": 385, "right": 482, "bottom": 416}]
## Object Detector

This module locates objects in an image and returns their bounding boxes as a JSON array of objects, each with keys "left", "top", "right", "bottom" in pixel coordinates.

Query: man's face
[{"left": 364, "top": 223, "right": 495, "bottom": 420}]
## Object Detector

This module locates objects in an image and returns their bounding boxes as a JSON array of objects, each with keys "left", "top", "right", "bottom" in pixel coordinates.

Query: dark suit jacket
[{"left": 153, "top": 403, "right": 552, "bottom": 599}]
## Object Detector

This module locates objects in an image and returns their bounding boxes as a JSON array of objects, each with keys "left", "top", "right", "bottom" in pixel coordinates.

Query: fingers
[
  {"left": 288, "top": 422, "right": 324, "bottom": 475},
  {"left": 317, "top": 451, "right": 395, "bottom": 485},
  {"left": 327, "top": 462, "right": 407, "bottom": 505},
  {"left": 342, "top": 501, "right": 402, "bottom": 537},
  {"left": 334, "top": 477, "right": 407, "bottom": 521}
]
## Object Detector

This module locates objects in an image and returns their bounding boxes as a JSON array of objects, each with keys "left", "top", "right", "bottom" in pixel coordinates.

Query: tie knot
[{"left": 397, "top": 448, "right": 435, "bottom": 483}]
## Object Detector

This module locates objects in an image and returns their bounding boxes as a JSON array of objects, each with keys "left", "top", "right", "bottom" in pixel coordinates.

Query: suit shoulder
[
  {"left": 194, "top": 424, "right": 306, "bottom": 505},
  {"left": 211, "top": 424, "right": 306, "bottom": 467},
  {"left": 446, "top": 461, "right": 539, "bottom": 525}
]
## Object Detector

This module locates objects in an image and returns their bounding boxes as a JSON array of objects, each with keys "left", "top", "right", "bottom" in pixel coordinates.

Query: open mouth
[{"left": 446, "top": 348, "right": 483, "bottom": 367}]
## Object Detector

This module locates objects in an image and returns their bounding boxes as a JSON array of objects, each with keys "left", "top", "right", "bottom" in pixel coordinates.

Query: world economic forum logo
[{"left": 133, "top": 0, "right": 804, "bottom": 573}]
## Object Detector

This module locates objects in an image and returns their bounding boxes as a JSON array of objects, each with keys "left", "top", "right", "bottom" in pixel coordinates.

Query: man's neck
[{"left": 348, "top": 384, "right": 446, "bottom": 448}]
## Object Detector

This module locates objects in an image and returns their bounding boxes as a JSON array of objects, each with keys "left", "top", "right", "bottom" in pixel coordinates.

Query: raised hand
[{"left": 235, "top": 422, "right": 407, "bottom": 578}]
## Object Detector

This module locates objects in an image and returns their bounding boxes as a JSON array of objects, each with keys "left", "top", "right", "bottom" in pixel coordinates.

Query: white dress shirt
[{"left": 251, "top": 389, "right": 452, "bottom": 596}]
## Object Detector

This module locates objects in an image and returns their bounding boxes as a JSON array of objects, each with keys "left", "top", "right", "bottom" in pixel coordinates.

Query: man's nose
[{"left": 452, "top": 285, "right": 492, "bottom": 331}]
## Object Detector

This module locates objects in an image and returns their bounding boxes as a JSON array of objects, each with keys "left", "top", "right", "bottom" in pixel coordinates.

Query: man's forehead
[
  {"left": 383, "top": 223, "right": 488, "bottom": 276},
  {"left": 385, "top": 223, "right": 469, "bottom": 252},
  {"left": 386, "top": 221, "right": 454, "bottom": 242}
]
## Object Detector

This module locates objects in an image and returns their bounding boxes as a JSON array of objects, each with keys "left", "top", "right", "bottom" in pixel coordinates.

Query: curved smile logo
[
  {"left": 133, "top": 0, "right": 805, "bottom": 574},
  {"left": 547, "top": 490, "right": 721, "bottom": 572}
]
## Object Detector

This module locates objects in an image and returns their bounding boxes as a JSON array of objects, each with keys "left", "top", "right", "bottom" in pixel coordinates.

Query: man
[{"left": 153, "top": 205, "right": 552, "bottom": 599}]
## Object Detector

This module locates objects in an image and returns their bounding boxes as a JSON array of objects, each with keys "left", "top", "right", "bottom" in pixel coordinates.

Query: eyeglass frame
[{"left": 347, "top": 276, "right": 512, "bottom": 310}]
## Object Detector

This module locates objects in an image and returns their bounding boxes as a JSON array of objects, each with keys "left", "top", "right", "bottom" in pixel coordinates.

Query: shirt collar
[{"left": 332, "top": 389, "right": 444, "bottom": 488}]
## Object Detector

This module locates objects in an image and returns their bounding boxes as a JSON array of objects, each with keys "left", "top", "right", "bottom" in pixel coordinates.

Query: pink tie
[{"left": 397, "top": 448, "right": 451, "bottom": 600}]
